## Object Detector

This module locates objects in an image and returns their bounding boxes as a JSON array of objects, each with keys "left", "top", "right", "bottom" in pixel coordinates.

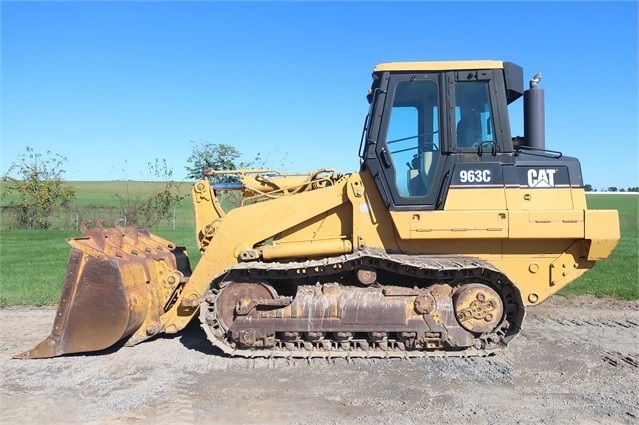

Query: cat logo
[{"left": 527, "top": 169, "right": 557, "bottom": 187}]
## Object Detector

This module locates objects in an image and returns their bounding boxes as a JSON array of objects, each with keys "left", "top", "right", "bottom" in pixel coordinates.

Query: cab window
[
  {"left": 455, "top": 81, "right": 495, "bottom": 149},
  {"left": 385, "top": 80, "right": 440, "bottom": 197}
]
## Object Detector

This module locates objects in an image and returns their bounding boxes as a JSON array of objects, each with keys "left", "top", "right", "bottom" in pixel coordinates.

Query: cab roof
[{"left": 374, "top": 60, "right": 504, "bottom": 73}]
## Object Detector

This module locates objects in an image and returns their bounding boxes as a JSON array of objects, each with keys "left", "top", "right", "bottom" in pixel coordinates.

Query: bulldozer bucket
[{"left": 14, "top": 220, "right": 191, "bottom": 359}]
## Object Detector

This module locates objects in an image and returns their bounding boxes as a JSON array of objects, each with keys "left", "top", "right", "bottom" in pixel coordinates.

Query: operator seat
[
  {"left": 408, "top": 148, "right": 439, "bottom": 196},
  {"left": 456, "top": 113, "right": 482, "bottom": 147}
]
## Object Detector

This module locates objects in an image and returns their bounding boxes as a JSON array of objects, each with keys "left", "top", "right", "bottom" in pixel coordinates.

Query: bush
[{"left": 1, "top": 147, "right": 75, "bottom": 229}]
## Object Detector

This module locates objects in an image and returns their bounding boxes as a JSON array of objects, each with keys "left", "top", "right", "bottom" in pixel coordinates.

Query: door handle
[{"left": 380, "top": 148, "right": 391, "bottom": 168}]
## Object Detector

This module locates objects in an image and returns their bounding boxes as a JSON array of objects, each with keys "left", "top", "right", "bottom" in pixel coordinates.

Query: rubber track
[{"left": 199, "top": 249, "right": 525, "bottom": 359}]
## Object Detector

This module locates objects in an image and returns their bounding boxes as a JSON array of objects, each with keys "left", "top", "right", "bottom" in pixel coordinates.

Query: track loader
[{"left": 16, "top": 60, "right": 620, "bottom": 359}]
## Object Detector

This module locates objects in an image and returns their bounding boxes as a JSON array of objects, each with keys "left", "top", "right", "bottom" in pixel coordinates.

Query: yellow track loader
[{"left": 16, "top": 60, "right": 620, "bottom": 359}]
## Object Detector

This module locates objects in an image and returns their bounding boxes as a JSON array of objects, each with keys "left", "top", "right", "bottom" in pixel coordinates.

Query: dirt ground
[{"left": 1, "top": 296, "right": 638, "bottom": 425}]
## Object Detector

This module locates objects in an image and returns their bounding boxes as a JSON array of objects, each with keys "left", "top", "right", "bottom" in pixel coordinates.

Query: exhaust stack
[{"left": 524, "top": 72, "right": 545, "bottom": 149}]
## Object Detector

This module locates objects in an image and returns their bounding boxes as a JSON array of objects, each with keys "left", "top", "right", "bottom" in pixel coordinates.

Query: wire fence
[{"left": 0, "top": 205, "right": 194, "bottom": 231}]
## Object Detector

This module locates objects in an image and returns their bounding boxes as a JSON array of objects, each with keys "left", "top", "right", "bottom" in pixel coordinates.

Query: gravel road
[{"left": 1, "top": 296, "right": 638, "bottom": 425}]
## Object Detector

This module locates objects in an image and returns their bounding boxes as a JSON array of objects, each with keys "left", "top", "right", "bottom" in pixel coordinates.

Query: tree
[
  {"left": 185, "top": 142, "right": 252, "bottom": 183},
  {"left": 584, "top": 184, "right": 594, "bottom": 192},
  {"left": 1, "top": 146, "right": 76, "bottom": 229},
  {"left": 114, "top": 158, "right": 184, "bottom": 227},
  {"left": 608, "top": 186, "right": 618, "bottom": 192}
]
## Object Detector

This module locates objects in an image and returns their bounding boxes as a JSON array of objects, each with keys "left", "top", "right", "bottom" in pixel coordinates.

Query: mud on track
[{"left": 1, "top": 296, "right": 638, "bottom": 425}]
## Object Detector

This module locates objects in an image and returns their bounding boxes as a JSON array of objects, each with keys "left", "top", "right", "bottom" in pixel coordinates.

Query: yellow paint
[
  {"left": 584, "top": 209, "right": 621, "bottom": 260},
  {"left": 444, "top": 188, "right": 507, "bottom": 210},
  {"left": 374, "top": 60, "right": 504, "bottom": 72},
  {"left": 391, "top": 210, "right": 508, "bottom": 239},
  {"left": 161, "top": 177, "right": 351, "bottom": 332},
  {"left": 158, "top": 165, "right": 620, "bottom": 333}
]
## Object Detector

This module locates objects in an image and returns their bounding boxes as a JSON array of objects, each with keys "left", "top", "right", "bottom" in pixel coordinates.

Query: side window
[
  {"left": 385, "top": 80, "right": 440, "bottom": 197},
  {"left": 455, "top": 81, "right": 495, "bottom": 148}
]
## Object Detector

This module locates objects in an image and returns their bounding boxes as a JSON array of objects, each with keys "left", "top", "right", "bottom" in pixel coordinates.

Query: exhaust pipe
[{"left": 524, "top": 72, "right": 545, "bottom": 150}]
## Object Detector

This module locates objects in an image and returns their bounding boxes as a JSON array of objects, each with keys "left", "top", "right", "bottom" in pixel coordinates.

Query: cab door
[{"left": 366, "top": 72, "right": 451, "bottom": 210}]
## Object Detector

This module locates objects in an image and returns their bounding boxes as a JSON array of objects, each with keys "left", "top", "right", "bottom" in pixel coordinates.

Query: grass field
[
  {"left": 1, "top": 180, "right": 195, "bottom": 207},
  {"left": 0, "top": 180, "right": 240, "bottom": 231},
  {"left": 0, "top": 183, "right": 637, "bottom": 307}
]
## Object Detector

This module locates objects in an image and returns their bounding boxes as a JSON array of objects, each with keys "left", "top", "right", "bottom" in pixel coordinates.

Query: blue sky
[{"left": 1, "top": 1, "right": 637, "bottom": 189}]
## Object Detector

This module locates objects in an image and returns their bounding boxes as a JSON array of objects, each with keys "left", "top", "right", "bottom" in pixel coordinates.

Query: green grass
[
  {"left": 1, "top": 180, "right": 195, "bottom": 207},
  {"left": 0, "top": 184, "right": 636, "bottom": 307},
  {"left": 69, "top": 181, "right": 194, "bottom": 207},
  {"left": 1, "top": 180, "right": 197, "bottom": 231},
  {"left": 0, "top": 230, "right": 80, "bottom": 306}
]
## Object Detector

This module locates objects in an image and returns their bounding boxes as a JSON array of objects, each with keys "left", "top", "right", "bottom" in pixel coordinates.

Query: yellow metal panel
[
  {"left": 584, "top": 209, "right": 620, "bottom": 260},
  {"left": 275, "top": 204, "right": 353, "bottom": 244},
  {"left": 571, "top": 188, "right": 588, "bottom": 209},
  {"left": 504, "top": 188, "right": 523, "bottom": 210},
  {"left": 491, "top": 240, "right": 592, "bottom": 306},
  {"left": 444, "top": 188, "right": 506, "bottom": 210},
  {"left": 397, "top": 239, "right": 503, "bottom": 259},
  {"left": 348, "top": 171, "right": 399, "bottom": 252},
  {"left": 501, "top": 239, "right": 574, "bottom": 258},
  {"left": 506, "top": 188, "right": 586, "bottom": 210},
  {"left": 374, "top": 60, "right": 504, "bottom": 72},
  {"left": 192, "top": 180, "right": 226, "bottom": 252},
  {"left": 517, "top": 188, "right": 575, "bottom": 210},
  {"left": 391, "top": 210, "right": 508, "bottom": 239},
  {"left": 509, "top": 210, "right": 585, "bottom": 239}
]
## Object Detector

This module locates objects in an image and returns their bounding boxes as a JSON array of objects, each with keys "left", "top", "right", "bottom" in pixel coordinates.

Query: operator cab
[{"left": 361, "top": 60, "right": 525, "bottom": 210}]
